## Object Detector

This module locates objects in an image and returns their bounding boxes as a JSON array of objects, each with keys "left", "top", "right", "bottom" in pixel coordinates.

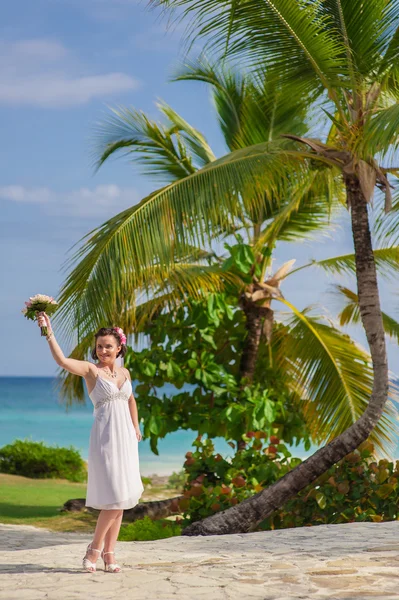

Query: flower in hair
[{"left": 113, "top": 326, "right": 127, "bottom": 345}]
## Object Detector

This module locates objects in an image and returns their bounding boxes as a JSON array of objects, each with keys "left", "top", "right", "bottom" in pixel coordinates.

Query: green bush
[
  {"left": 0, "top": 438, "right": 87, "bottom": 483},
  {"left": 118, "top": 515, "right": 182, "bottom": 541},
  {"left": 260, "top": 440, "right": 399, "bottom": 530},
  {"left": 167, "top": 469, "right": 188, "bottom": 491},
  {"left": 177, "top": 437, "right": 399, "bottom": 530},
  {"left": 177, "top": 433, "right": 301, "bottom": 525}
]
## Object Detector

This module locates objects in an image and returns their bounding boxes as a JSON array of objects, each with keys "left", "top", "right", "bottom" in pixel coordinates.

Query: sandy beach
[{"left": 1, "top": 520, "right": 399, "bottom": 599}]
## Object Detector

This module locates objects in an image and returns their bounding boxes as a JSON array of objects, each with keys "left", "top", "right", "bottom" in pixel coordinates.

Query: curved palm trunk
[{"left": 182, "top": 178, "right": 388, "bottom": 535}]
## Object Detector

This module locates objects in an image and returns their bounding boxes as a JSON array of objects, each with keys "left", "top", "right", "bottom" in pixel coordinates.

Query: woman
[{"left": 37, "top": 311, "right": 144, "bottom": 573}]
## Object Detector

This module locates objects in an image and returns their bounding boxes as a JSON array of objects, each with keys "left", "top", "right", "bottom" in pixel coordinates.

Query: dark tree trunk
[
  {"left": 236, "top": 297, "right": 272, "bottom": 450},
  {"left": 62, "top": 496, "right": 183, "bottom": 520},
  {"left": 182, "top": 178, "right": 388, "bottom": 536},
  {"left": 238, "top": 299, "right": 265, "bottom": 383}
]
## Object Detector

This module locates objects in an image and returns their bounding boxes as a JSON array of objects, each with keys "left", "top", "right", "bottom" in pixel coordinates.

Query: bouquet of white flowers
[{"left": 21, "top": 294, "right": 58, "bottom": 336}]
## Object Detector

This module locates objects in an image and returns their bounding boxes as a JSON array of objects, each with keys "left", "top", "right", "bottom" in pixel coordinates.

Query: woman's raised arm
[{"left": 37, "top": 311, "right": 94, "bottom": 377}]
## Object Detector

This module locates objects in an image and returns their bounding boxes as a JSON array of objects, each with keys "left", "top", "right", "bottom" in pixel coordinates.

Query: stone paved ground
[{"left": 1, "top": 521, "right": 399, "bottom": 599}]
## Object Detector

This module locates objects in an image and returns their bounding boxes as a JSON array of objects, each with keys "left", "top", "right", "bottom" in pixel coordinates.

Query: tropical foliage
[
  {"left": 178, "top": 434, "right": 302, "bottom": 525},
  {"left": 118, "top": 515, "right": 182, "bottom": 541},
  {"left": 53, "top": 60, "right": 399, "bottom": 454},
  {"left": 50, "top": 0, "right": 399, "bottom": 532},
  {"left": 54, "top": 61, "right": 398, "bottom": 448},
  {"left": 124, "top": 285, "right": 312, "bottom": 455},
  {"left": 53, "top": 61, "right": 341, "bottom": 399},
  {"left": 178, "top": 436, "right": 399, "bottom": 529},
  {"left": 150, "top": 0, "right": 399, "bottom": 210},
  {"left": 261, "top": 441, "right": 399, "bottom": 529},
  {"left": 136, "top": 0, "right": 399, "bottom": 534},
  {"left": 125, "top": 239, "right": 399, "bottom": 456}
]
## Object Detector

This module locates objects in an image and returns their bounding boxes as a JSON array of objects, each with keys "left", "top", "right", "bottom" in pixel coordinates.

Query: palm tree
[
  {"left": 137, "top": 0, "right": 399, "bottom": 534},
  {"left": 54, "top": 26, "right": 399, "bottom": 530},
  {"left": 55, "top": 61, "right": 398, "bottom": 453},
  {"left": 56, "top": 62, "right": 328, "bottom": 401}
]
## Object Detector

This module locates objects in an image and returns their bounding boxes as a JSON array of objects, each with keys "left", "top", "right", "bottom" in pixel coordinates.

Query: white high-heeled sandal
[
  {"left": 82, "top": 543, "right": 101, "bottom": 572},
  {"left": 101, "top": 550, "right": 122, "bottom": 573}
]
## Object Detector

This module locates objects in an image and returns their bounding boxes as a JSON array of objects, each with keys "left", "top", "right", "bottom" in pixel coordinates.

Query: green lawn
[
  {"left": 0, "top": 473, "right": 180, "bottom": 533},
  {"left": 0, "top": 472, "right": 96, "bottom": 531}
]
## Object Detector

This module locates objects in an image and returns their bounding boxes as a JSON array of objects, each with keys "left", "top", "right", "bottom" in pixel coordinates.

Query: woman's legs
[
  {"left": 84, "top": 509, "right": 124, "bottom": 564},
  {"left": 103, "top": 510, "right": 123, "bottom": 552},
  {"left": 103, "top": 510, "right": 123, "bottom": 569}
]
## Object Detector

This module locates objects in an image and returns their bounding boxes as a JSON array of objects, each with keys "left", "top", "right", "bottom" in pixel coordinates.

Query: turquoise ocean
[{"left": 0, "top": 376, "right": 359, "bottom": 477}]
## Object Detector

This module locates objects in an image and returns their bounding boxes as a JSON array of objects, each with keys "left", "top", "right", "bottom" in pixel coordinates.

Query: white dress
[{"left": 85, "top": 371, "right": 144, "bottom": 510}]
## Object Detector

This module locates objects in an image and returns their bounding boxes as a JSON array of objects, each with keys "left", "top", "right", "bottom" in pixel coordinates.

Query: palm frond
[
  {"left": 273, "top": 299, "right": 399, "bottom": 455},
  {"left": 173, "top": 57, "right": 247, "bottom": 149},
  {"left": 254, "top": 169, "right": 344, "bottom": 249},
  {"left": 92, "top": 105, "right": 198, "bottom": 182},
  {"left": 322, "top": 0, "right": 398, "bottom": 79},
  {"left": 158, "top": 100, "right": 217, "bottom": 166},
  {"left": 381, "top": 26, "right": 399, "bottom": 67},
  {"left": 173, "top": 56, "right": 309, "bottom": 151},
  {"left": 289, "top": 247, "right": 399, "bottom": 282},
  {"left": 332, "top": 284, "right": 399, "bottom": 345},
  {"left": 55, "top": 140, "right": 338, "bottom": 361},
  {"left": 236, "top": 72, "right": 309, "bottom": 147},
  {"left": 152, "top": 0, "right": 348, "bottom": 103},
  {"left": 363, "top": 104, "right": 399, "bottom": 157},
  {"left": 373, "top": 184, "right": 399, "bottom": 246},
  {"left": 59, "top": 141, "right": 305, "bottom": 309},
  {"left": 377, "top": 2, "right": 399, "bottom": 82}
]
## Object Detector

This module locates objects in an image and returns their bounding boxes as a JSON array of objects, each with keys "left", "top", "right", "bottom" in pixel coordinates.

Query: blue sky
[{"left": 2, "top": 0, "right": 399, "bottom": 381}]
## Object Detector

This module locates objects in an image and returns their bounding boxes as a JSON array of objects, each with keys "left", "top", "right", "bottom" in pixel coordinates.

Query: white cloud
[
  {"left": 2, "top": 39, "right": 68, "bottom": 64},
  {"left": 0, "top": 73, "right": 138, "bottom": 108},
  {"left": 0, "top": 185, "right": 52, "bottom": 203},
  {"left": 0, "top": 184, "right": 139, "bottom": 217},
  {"left": 0, "top": 38, "right": 140, "bottom": 108}
]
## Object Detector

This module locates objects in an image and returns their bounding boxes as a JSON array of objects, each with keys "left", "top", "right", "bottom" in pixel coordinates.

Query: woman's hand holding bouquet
[{"left": 21, "top": 294, "right": 58, "bottom": 336}]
